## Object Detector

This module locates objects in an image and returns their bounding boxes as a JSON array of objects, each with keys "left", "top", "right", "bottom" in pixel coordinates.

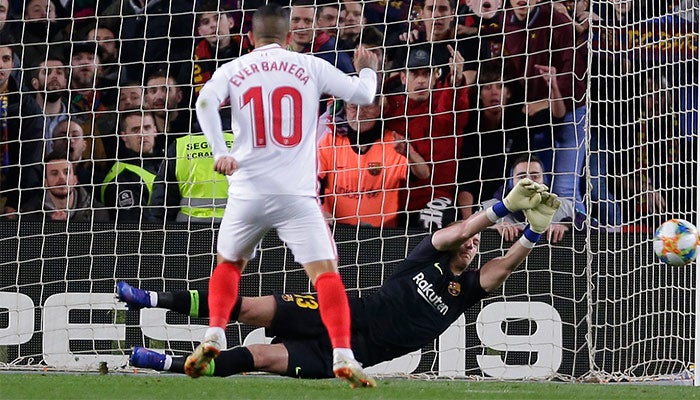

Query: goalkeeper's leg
[
  {"left": 131, "top": 346, "right": 255, "bottom": 377},
  {"left": 116, "top": 283, "right": 213, "bottom": 316},
  {"left": 116, "top": 283, "right": 282, "bottom": 328},
  {"left": 185, "top": 257, "right": 244, "bottom": 378}
]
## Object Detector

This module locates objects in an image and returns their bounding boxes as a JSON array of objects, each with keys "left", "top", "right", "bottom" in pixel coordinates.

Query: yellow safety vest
[
  {"left": 175, "top": 133, "right": 234, "bottom": 222},
  {"left": 101, "top": 162, "right": 156, "bottom": 205}
]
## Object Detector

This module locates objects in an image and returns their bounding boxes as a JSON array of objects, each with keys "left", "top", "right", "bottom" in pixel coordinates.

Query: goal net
[{"left": 0, "top": 0, "right": 698, "bottom": 384}]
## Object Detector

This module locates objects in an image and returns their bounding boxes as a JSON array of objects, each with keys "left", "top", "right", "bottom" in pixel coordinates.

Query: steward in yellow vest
[
  {"left": 148, "top": 133, "right": 234, "bottom": 223},
  {"left": 101, "top": 111, "right": 163, "bottom": 222}
]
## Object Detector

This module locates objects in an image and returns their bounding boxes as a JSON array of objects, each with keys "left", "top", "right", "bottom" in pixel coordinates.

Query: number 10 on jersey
[{"left": 242, "top": 86, "right": 303, "bottom": 147}]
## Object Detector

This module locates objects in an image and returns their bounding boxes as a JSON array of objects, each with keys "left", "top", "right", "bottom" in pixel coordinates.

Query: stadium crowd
[{"left": 0, "top": 0, "right": 696, "bottom": 235}]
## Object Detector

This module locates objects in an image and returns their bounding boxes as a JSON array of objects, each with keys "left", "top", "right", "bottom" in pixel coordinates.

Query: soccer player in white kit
[{"left": 185, "top": 4, "right": 379, "bottom": 388}]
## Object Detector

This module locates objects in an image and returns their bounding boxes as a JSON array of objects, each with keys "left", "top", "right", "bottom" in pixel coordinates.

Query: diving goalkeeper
[{"left": 118, "top": 179, "right": 559, "bottom": 379}]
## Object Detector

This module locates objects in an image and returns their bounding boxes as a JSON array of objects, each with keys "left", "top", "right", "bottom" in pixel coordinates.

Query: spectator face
[
  {"left": 345, "top": 100, "right": 381, "bottom": 133},
  {"left": 53, "top": 120, "right": 86, "bottom": 162},
  {"left": 87, "top": 27, "right": 118, "bottom": 63},
  {"left": 317, "top": 6, "right": 339, "bottom": 37},
  {"left": 610, "top": 0, "right": 632, "bottom": 19},
  {"left": 479, "top": 81, "right": 510, "bottom": 109},
  {"left": 34, "top": 59, "right": 68, "bottom": 94},
  {"left": 70, "top": 51, "right": 100, "bottom": 90},
  {"left": 422, "top": 0, "right": 454, "bottom": 40},
  {"left": 197, "top": 11, "right": 235, "bottom": 47},
  {"left": 290, "top": 6, "right": 315, "bottom": 47},
  {"left": 512, "top": 160, "right": 545, "bottom": 185},
  {"left": 144, "top": 76, "right": 183, "bottom": 118},
  {"left": 45, "top": 159, "right": 77, "bottom": 199},
  {"left": 510, "top": 0, "right": 541, "bottom": 20},
  {"left": 401, "top": 68, "right": 436, "bottom": 102},
  {"left": 25, "top": 0, "right": 56, "bottom": 21},
  {"left": 467, "top": 0, "right": 503, "bottom": 19},
  {"left": 0, "top": 0, "right": 9, "bottom": 31},
  {"left": 118, "top": 86, "right": 143, "bottom": 111},
  {"left": 0, "top": 46, "right": 12, "bottom": 92},
  {"left": 121, "top": 114, "right": 157, "bottom": 154},
  {"left": 339, "top": 1, "right": 363, "bottom": 39}
]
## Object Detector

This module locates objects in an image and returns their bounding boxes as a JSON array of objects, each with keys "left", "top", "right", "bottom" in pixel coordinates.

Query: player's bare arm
[{"left": 432, "top": 211, "right": 493, "bottom": 252}]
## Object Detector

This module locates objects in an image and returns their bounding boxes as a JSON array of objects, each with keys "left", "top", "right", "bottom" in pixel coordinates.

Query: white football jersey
[{"left": 196, "top": 43, "right": 377, "bottom": 197}]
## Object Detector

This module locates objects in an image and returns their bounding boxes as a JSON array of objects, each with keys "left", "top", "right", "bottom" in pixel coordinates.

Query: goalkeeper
[{"left": 119, "top": 179, "right": 560, "bottom": 379}]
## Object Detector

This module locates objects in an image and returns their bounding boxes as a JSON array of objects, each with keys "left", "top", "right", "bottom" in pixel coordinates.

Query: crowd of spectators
[{"left": 0, "top": 0, "right": 696, "bottom": 237}]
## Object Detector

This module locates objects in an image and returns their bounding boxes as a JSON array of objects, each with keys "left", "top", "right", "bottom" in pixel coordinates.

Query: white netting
[{"left": 0, "top": 0, "right": 697, "bottom": 383}]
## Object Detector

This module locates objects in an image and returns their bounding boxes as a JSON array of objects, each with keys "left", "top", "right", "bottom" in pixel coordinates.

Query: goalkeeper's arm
[
  {"left": 479, "top": 192, "right": 561, "bottom": 292},
  {"left": 432, "top": 178, "right": 547, "bottom": 251},
  {"left": 485, "top": 178, "right": 547, "bottom": 222}
]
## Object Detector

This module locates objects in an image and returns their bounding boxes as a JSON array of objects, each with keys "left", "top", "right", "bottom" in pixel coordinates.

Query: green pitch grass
[{"left": 2, "top": 373, "right": 700, "bottom": 400}]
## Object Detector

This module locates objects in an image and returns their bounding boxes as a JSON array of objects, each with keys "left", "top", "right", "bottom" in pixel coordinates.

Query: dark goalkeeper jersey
[{"left": 351, "top": 234, "right": 488, "bottom": 364}]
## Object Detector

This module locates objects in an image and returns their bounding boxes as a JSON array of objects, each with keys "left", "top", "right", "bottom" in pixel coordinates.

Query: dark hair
[
  {"left": 252, "top": 4, "right": 290, "bottom": 42},
  {"left": 44, "top": 150, "right": 70, "bottom": 165},
  {"left": 357, "top": 26, "right": 384, "bottom": 48},
  {"left": 318, "top": 3, "right": 340, "bottom": 17},
  {"left": 422, "top": 0, "right": 457, "bottom": 11},
  {"left": 511, "top": 154, "right": 542, "bottom": 170},
  {"left": 146, "top": 68, "right": 178, "bottom": 85},
  {"left": 53, "top": 116, "right": 87, "bottom": 134},
  {"left": 86, "top": 23, "right": 117, "bottom": 36},
  {"left": 504, "top": 154, "right": 546, "bottom": 193},
  {"left": 43, "top": 150, "right": 77, "bottom": 180},
  {"left": 119, "top": 110, "right": 156, "bottom": 134},
  {"left": 118, "top": 78, "right": 142, "bottom": 88},
  {"left": 477, "top": 61, "right": 504, "bottom": 85},
  {"left": 195, "top": 0, "right": 232, "bottom": 26},
  {"left": 341, "top": 0, "right": 362, "bottom": 12},
  {"left": 28, "top": 52, "right": 68, "bottom": 84},
  {"left": 290, "top": 0, "right": 316, "bottom": 7},
  {"left": 0, "top": 30, "right": 16, "bottom": 55}
]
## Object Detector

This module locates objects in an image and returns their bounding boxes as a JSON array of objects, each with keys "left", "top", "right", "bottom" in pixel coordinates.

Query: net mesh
[{"left": 0, "top": 0, "right": 697, "bottom": 382}]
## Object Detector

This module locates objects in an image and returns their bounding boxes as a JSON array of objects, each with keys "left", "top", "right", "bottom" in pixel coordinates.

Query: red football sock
[
  {"left": 208, "top": 262, "right": 241, "bottom": 329},
  {"left": 314, "top": 272, "right": 351, "bottom": 349}
]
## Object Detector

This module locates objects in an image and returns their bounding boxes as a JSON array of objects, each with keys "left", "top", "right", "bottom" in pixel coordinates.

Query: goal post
[
  {"left": 586, "top": 0, "right": 698, "bottom": 384},
  {"left": 696, "top": 51, "right": 700, "bottom": 388},
  {"left": 0, "top": 0, "right": 698, "bottom": 384}
]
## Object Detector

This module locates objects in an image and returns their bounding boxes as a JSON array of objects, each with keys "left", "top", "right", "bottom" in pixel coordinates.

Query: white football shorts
[{"left": 216, "top": 195, "right": 337, "bottom": 265}]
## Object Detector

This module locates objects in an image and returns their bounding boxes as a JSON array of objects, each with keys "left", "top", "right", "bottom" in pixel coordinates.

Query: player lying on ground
[{"left": 118, "top": 179, "right": 559, "bottom": 379}]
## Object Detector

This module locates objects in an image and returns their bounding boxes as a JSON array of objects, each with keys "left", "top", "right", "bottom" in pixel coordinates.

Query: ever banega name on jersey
[{"left": 229, "top": 60, "right": 311, "bottom": 87}]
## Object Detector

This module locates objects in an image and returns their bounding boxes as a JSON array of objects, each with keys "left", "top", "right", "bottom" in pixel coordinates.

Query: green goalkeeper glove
[
  {"left": 524, "top": 192, "right": 561, "bottom": 234},
  {"left": 502, "top": 178, "right": 547, "bottom": 212}
]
